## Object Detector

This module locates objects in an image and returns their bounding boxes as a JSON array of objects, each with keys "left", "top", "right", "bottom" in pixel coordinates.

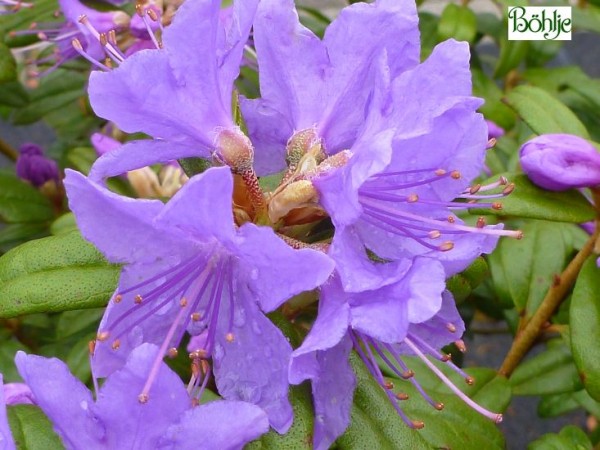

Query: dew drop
[{"left": 233, "top": 308, "right": 246, "bottom": 327}]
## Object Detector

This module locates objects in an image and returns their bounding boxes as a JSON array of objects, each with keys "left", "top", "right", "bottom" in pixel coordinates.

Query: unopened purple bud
[
  {"left": 3, "top": 383, "right": 35, "bottom": 405},
  {"left": 486, "top": 120, "right": 504, "bottom": 140},
  {"left": 16, "top": 143, "right": 60, "bottom": 187},
  {"left": 520, "top": 134, "right": 600, "bottom": 191}
]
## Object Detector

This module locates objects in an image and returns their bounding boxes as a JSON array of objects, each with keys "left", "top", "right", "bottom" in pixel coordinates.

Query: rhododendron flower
[
  {"left": 16, "top": 344, "right": 269, "bottom": 449},
  {"left": 65, "top": 166, "right": 334, "bottom": 432}
]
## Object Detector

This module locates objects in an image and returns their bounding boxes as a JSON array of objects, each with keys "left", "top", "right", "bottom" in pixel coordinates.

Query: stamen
[
  {"left": 138, "top": 302, "right": 189, "bottom": 403},
  {"left": 71, "top": 38, "right": 111, "bottom": 71},
  {"left": 78, "top": 15, "right": 124, "bottom": 63},
  {"left": 404, "top": 338, "right": 503, "bottom": 423},
  {"left": 111, "top": 339, "right": 120, "bottom": 350},
  {"left": 167, "top": 347, "right": 178, "bottom": 358},
  {"left": 446, "top": 323, "right": 457, "bottom": 333}
]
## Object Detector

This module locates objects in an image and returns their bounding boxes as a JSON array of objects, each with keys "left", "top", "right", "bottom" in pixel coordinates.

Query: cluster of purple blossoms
[{"left": 2, "top": 0, "right": 524, "bottom": 447}]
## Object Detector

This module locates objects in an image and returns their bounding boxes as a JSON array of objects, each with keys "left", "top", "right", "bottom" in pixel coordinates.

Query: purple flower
[
  {"left": 64, "top": 166, "right": 334, "bottom": 432},
  {"left": 520, "top": 134, "right": 600, "bottom": 191},
  {"left": 290, "top": 245, "right": 502, "bottom": 449},
  {"left": 86, "top": 0, "right": 259, "bottom": 181},
  {"left": 309, "top": 40, "right": 520, "bottom": 286},
  {"left": 241, "top": 0, "right": 419, "bottom": 175},
  {"left": 15, "top": 143, "right": 60, "bottom": 188},
  {"left": 3, "top": 383, "right": 35, "bottom": 406},
  {"left": 16, "top": 344, "right": 269, "bottom": 449},
  {"left": 0, "top": 375, "right": 16, "bottom": 450}
]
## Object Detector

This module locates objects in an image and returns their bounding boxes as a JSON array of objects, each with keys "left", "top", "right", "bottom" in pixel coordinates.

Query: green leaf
[
  {"left": 570, "top": 256, "right": 600, "bottom": 401},
  {"left": 0, "top": 222, "right": 48, "bottom": 252},
  {"left": 247, "top": 384, "right": 314, "bottom": 449},
  {"left": 12, "top": 69, "right": 86, "bottom": 125},
  {"left": 336, "top": 354, "right": 506, "bottom": 449},
  {"left": 50, "top": 213, "right": 78, "bottom": 236},
  {"left": 488, "top": 220, "right": 573, "bottom": 314},
  {"left": 505, "top": 85, "right": 590, "bottom": 138},
  {"left": 178, "top": 157, "right": 212, "bottom": 178},
  {"left": 0, "top": 81, "right": 29, "bottom": 108},
  {"left": 7, "top": 405, "right": 65, "bottom": 450},
  {"left": 0, "top": 339, "right": 30, "bottom": 382},
  {"left": 0, "top": 42, "right": 17, "bottom": 83},
  {"left": 472, "top": 68, "right": 516, "bottom": 130},
  {"left": 447, "top": 257, "right": 489, "bottom": 302},
  {"left": 0, "top": 231, "right": 120, "bottom": 318},
  {"left": 538, "top": 392, "right": 581, "bottom": 418},
  {"left": 494, "top": 39, "right": 528, "bottom": 79},
  {"left": 0, "top": 173, "right": 54, "bottom": 224},
  {"left": 510, "top": 339, "right": 583, "bottom": 396},
  {"left": 471, "top": 174, "right": 596, "bottom": 224},
  {"left": 438, "top": 4, "right": 477, "bottom": 43},
  {"left": 528, "top": 425, "right": 592, "bottom": 450}
]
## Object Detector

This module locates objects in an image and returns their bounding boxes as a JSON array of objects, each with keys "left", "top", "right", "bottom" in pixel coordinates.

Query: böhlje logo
[{"left": 508, "top": 6, "right": 572, "bottom": 40}]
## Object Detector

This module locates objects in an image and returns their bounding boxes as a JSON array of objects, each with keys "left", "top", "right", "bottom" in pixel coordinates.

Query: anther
[
  {"left": 469, "top": 184, "right": 481, "bottom": 194},
  {"left": 499, "top": 176, "right": 508, "bottom": 185},
  {"left": 191, "top": 398, "right": 200, "bottom": 407},
  {"left": 138, "top": 393, "right": 149, "bottom": 404},
  {"left": 402, "top": 370, "right": 415, "bottom": 379},
  {"left": 396, "top": 392, "right": 409, "bottom": 400},
  {"left": 441, "top": 353, "right": 452, "bottom": 362},
  {"left": 465, "top": 376, "right": 475, "bottom": 385},
  {"left": 71, "top": 38, "right": 83, "bottom": 51},
  {"left": 99, "top": 32, "right": 107, "bottom": 46},
  {"left": 111, "top": 339, "right": 120, "bottom": 350},
  {"left": 494, "top": 414, "right": 504, "bottom": 424},
  {"left": 412, "top": 420, "right": 425, "bottom": 429},
  {"left": 487, "top": 137, "right": 497, "bottom": 149},
  {"left": 502, "top": 183, "right": 516, "bottom": 195},
  {"left": 191, "top": 312, "right": 201, "bottom": 322},
  {"left": 492, "top": 202, "right": 503, "bottom": 210},
  {"left": 435, "top": 169, "right": 447, "bottom": 176},
  {"left": 407, "top": 193, "right": 419, "bottom": 203},
  {"left": 134, "top": 294, "right": 143, "bottom": 304},
  {"left": 476, "top": 217, "right": 486, "bottom": 228},
  {"left": 384, "top": 381, "right": 394, "bottom": 390},
  {"left": 88, "top": 340, "right": 96, "bottom": 356},
  {"left": 446, "top": 322, "right": 457, "bottom": 333},
  {"left": 180, "top": 297, "right": 188, "bottom": 307},
  {"left": 167, "top": 347, "right": 178, "bottom": 358},
  {"left": 451, "top": 170, "right": 461, "bottom": 180},
  {"left": 108, "top": 29, "right": 117, "bottom": 46},
  {"left": 225, "top": 333, "right": 235, "bottom": 343},
  {"left": 439, "top": 241, "right": 454, "bottom": 252},
  {"left": 97, "top": 331, "right": 109, "bottom": 341},
  {"left": 447, "top": 216, "right": 456, "bottom": 223},
  {"left": 434, "top": 402, "right": 445, "bottom": 411},
  {"left": 135, "top": 3, "right": 145, "bottom": 16},
  {"left": 37, "top": 32, "right": 47, "bottom": 40},
  {"left": 428, "top": 230, "right": 441, "bottom": 239},
  {"left": 147, "top": 8, "right": 159, "bottom": 21},
  {"left": 114, "top": 294, "right": 122, "bottom": 303},
  {"left": 454, "top": 340, "right": 466, "bottom": 352}
]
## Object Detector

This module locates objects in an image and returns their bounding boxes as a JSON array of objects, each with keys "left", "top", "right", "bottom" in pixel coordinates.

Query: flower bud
[
  {"left": 519, "top": 134, "right": 600, "bottom": 191},
  {"left": 486, "top": 120, "right": 504, "bottom": 140},
  {"left": 3, "top": 383, "right": 35, "bottom": 406},
  {"left": 15, "top": 143, "right": 60, "bottom": 188}
]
